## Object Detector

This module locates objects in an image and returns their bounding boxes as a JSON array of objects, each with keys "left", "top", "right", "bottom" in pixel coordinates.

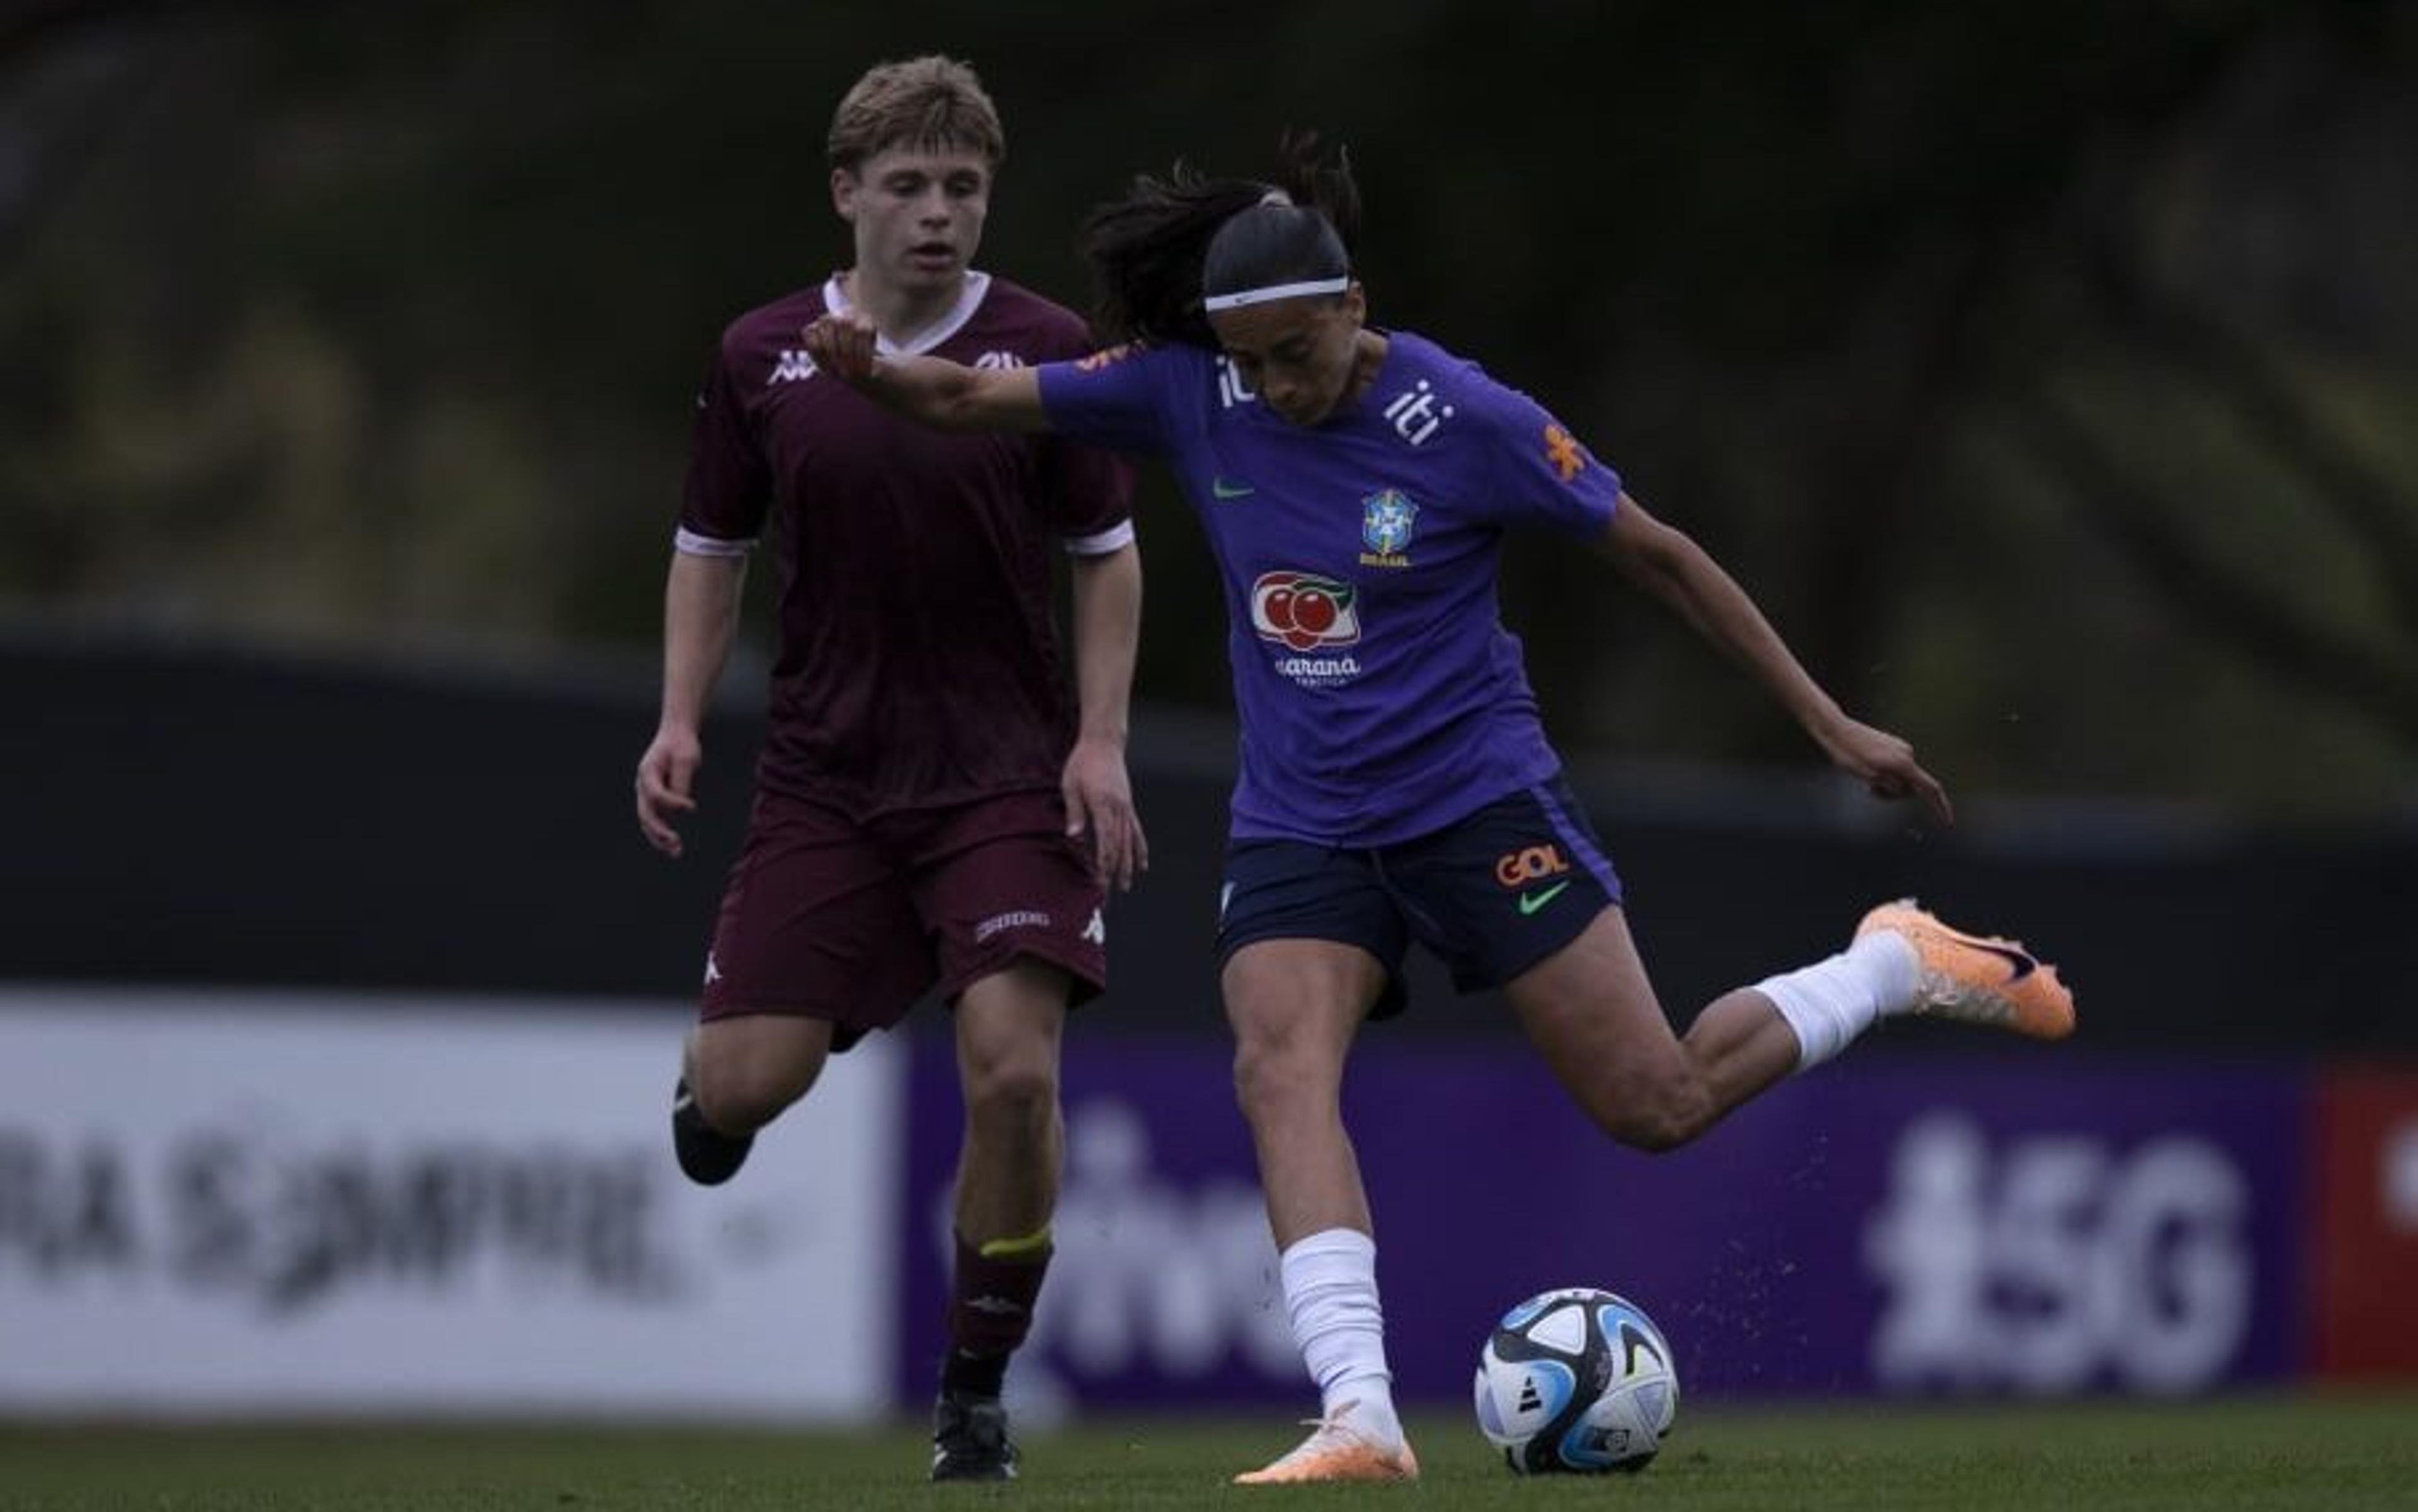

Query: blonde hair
[{"left": 827, "top": 56, "right": 1005, "bottom": 173}]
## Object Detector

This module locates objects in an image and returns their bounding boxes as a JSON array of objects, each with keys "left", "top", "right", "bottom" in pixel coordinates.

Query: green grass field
[{"left": 5, "top": 1395, "right": 2413, "bottom": 1510}]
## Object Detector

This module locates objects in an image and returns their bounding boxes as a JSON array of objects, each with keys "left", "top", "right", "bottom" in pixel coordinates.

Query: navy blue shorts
[{"left": 1213, "top": 776, "right": 1624, "bottom": 1019}]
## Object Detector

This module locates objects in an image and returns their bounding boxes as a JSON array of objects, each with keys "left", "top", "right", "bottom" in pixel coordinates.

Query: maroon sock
[{"left": 942, "top": 1231, "right": 1052, "bottom": 1398}]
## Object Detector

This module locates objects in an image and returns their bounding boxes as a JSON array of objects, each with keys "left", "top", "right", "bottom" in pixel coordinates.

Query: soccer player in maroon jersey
[{"left": 631, "top": 57, "right": 1144, "bottom": 1482}]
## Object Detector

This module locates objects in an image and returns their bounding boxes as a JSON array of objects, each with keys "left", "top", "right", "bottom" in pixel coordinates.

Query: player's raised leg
[
  {"left": 1224, "top": 940, "right": 1419, "bottom": 1486},
  {"left": 1511, "top": 899, "right": 2075, "bottom": 1155},
  {"left": 673, "top": 1014, "right": 832, "bottom": 1185}
]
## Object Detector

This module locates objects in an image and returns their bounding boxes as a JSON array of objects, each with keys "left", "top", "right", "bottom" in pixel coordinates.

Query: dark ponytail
[{"left": 1079, "top": 132, "right": 1362, "bottom": 348}]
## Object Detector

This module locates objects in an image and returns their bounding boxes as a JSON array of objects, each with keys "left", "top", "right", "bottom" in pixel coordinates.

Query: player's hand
[
  {"left": 635, "top": 725, "right": 703, "bottom": 857},
  {"left": 1062, "top": 735, "right": 1149, "bottom": 892},
  {"left": 1817, "top": 715, "right": 1955, "bottom": 828},
  {"left": 800, "top": 311, "right": 880, "bottom": 383}
]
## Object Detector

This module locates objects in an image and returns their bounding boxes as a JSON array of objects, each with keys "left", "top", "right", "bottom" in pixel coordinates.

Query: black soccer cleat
[
  {"left": 671, "top": 1077, "right": 752, "bottom": 1186},
  {"left": 931, "top": 1390, "right": 1019, "bottom": 1482}
]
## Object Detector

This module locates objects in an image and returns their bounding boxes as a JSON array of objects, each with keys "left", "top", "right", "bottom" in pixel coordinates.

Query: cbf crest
[{"left": 1359, "top": 489, "right": 1419, "bottom": 569}]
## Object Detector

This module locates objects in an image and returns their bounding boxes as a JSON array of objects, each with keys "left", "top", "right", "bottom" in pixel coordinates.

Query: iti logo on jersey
[
  {"left": 1381, "top": 378, "right": 1454, "bottom": 445},
  {"left": 1359, "top": 490, "right": 1418, "bottom": 568},
  {"left": 1216, "top": 355, "right": 1259, "bottom": 409},
  {"left": 1251, "top": 571, "right": 1360, "bottom": 651}
]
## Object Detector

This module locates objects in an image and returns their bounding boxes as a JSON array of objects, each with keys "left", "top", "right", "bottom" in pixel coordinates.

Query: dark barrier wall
[{"left": 6, "top": 632, "right": 2414, "bottom": 1052}]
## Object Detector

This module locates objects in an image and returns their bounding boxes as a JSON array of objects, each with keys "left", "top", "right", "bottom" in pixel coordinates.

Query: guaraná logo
[{"left": 1249, "top": 571, "right": 1361, "bottom": 652}]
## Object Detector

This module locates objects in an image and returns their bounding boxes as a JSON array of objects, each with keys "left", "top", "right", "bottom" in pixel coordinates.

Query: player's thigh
[
  {"left": 1502, "top": 906, "right": 1691, "bottom": 1107},
  {"left": 688, "top": 1012, "right": 837, "bottom": 1123},
  {"left": 702, "top": 792, "right": 934, "bottom": 1046},
  {"left": 1220, "top": 936, "right": 1391, "bottom": 1078}
]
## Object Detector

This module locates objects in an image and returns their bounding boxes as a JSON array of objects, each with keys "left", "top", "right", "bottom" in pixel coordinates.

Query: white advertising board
[{"left": 0, "top": 987, "right": 902, "bottom": 1419}]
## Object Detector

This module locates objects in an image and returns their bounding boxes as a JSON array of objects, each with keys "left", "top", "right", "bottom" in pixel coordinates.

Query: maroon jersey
[{"left": 679, "top": 273, "right": 1134, "bottom": 817}]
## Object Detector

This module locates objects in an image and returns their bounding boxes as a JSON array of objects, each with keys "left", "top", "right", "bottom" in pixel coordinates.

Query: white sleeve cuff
[
  {"left": 1062, "top": 520, "right": 1137, "bottom": 557},
  {"left": 674, "top": 526, "right": 756, "bottom": 558}
]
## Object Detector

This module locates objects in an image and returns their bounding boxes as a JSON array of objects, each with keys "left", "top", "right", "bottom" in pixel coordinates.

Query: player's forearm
[
  {"left": 658, "top": 550, "right": 747, "bottom": 734},
  {"left": 1068, "top": 543, "right": 1143, "bottom": 747},
  {"left": 1633, "top": 529, "right": 1847, "bottom": 743},
  {"left": 861, "top": 355, "right": 1048, "bottom": 433}
]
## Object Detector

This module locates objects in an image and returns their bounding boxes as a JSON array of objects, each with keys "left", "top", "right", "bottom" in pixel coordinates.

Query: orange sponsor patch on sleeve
[
  {"left": 1543, "top": 424, "right": 1586, "bottom": 482},
  {"left": 1075, "top": 343, "right": 1140, "bottom": 372}
]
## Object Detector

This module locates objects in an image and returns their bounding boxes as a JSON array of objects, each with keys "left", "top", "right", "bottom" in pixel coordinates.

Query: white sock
[
  {"left": 1278, "top": 1227, "right": 1402, "bottom": 1448},
  {"left": 1754, "top": 931, "right": 1920, "bottom": 1071}
]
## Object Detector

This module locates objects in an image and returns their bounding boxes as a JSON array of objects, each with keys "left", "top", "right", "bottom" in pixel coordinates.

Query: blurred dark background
[{"left": 4, "top": 1, "right": 2414, "bottom": 1038}]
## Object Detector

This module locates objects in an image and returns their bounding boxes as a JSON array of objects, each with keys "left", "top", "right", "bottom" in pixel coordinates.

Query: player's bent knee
[
  {"left": 1586, "top": 1076, "right": 1713, "bottom": 1155},
  {"left": 691, "top": 1049, "right": 822, "bottom": 1135},
  {"left": 1230, "top": 1041, "right": 1331, "bottom": 1128}
]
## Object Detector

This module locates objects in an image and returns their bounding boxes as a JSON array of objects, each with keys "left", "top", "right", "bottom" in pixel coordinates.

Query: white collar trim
[{"left": 823, "top": 271, "right": 993, "bottom": 357}]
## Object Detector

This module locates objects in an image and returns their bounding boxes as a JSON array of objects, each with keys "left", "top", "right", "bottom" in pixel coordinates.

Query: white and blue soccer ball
[{"left": 1473, "top": 1286, "right": 1679, "bottom": 1474}]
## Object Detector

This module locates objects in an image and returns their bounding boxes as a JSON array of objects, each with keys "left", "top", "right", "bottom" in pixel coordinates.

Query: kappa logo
[
  {"left": 1250, "top": 571, "right": 1360, "bottom": 651},
  {"left": 1359, "top": 489, "right": 1418, "bottom": 567},
  {"left": 975, "top": 909, "right": 1052, "bottom": 943},
  {"left": 1381, "top": 378, "right": 1455, "bottom": 446},
  {"left": 702, "top": 953, "right": 723, "bottom": 986},
  {"left": 1543, "top": 423, "right": 1586, "bottom": 482},
  {"left": 1081, "top": 907, "right": 1106, "bottom": 946},
  {"left": 973, "top": 350, "right": 1027, "bottom": 370},
  {"left": 769, "top": 350, "right": 817, "bottom": 384}
]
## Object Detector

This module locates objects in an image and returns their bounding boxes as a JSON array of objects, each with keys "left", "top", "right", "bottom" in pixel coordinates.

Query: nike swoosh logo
[
  {"left": 1970, "top": 938, "right": 2038, "bottom": 982},
  {"left": 1212, "top": 477, "right": 1254, "bottom": 499},
  {"left": 1518, "top": 881, "right": 1573, "bottom": 916}
]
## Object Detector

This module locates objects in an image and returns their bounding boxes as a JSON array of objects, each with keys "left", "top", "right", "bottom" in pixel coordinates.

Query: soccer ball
[{"left": 1472, "top": 1287, "right": 1679, "bottom": 1474}]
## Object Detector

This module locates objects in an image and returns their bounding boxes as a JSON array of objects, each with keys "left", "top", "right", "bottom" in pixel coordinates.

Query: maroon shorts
[{"left": 699, "top": 788, "right": 1107, "bottom": 1049}]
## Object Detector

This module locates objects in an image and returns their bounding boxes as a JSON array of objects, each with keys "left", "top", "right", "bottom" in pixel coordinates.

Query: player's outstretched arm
[
  {"left": 801, "top": 311, "right": 1050, "bottom": 433},
  {"left": 1594, "top": 492, "right": 1954, "bottom": 826}
]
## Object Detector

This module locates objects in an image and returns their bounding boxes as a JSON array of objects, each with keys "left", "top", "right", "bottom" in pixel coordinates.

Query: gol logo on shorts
[{"left": 1494, "top": 843, "right": 1572, "bottom": 889}]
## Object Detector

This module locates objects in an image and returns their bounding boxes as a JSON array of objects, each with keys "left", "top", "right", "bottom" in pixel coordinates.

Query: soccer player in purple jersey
[
  {"left": 802, "top": 142, "right": 2076, "bottom": 1486},
  {"left": 631, "top": 58, "right": 1145, "bottom": 1482}
]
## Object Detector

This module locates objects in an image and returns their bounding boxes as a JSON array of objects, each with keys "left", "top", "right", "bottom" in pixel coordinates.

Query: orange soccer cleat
[
  {"left": 1232, "top": 1403, "right": 1421, "bottom": 1486},
  {"left": 1856, "top": 899, "right": 2077, "bottom": 1040}
]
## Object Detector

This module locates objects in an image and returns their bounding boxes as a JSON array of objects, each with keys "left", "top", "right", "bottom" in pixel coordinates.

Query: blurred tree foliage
[{"left": 3, "top": 0, "right": 2412, "bottom": 819}]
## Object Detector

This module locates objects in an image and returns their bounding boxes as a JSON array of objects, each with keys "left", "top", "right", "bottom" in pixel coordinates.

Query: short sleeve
[
  {"left": 676, "top": 334, "right": 771, "bottom": 549},
  {"left": 1035, "top": 344, "right": 1176, "bottom": 456},
  {"left": 1478, "top": 384, "right": 1623, "bottom": 540},
  {"left": 1039, "top": 433, "right": 1137, "bottom": 552}
]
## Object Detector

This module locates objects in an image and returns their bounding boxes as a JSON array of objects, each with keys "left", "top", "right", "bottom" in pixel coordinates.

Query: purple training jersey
[
  {"left": 680, "top": 273, "right": 1134, "bottom": 818},
  {"left": 1038, "top": 331, "right": 1620, "bottom": 846}
]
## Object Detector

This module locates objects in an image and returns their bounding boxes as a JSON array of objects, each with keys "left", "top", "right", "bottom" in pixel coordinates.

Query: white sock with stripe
[
  {"left": 1278, "top": 1227, "right": 1404, "bottom": 1450},
  {"left": 1754, "top": 931, "right": 1921, "bottom": 1071}
]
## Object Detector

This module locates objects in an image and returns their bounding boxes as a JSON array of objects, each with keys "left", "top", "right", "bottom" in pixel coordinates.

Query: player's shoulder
[
  {"left": 712, "top": 283, "right": 833, "bottom": 367},
  {"left": 967, "top": 275, "right": 1106, "bottom": 363},
  {"left": 1387, "top": 328, "right": 1509, "bottom": 402},
  {"left": 1388, "top": 327, "right": 1554, "bottom": 435}
]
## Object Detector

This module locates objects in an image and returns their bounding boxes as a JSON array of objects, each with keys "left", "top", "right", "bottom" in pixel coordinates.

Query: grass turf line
[{"left": 3, "top": 1394, "right": 2413, "bottom": 1511}]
